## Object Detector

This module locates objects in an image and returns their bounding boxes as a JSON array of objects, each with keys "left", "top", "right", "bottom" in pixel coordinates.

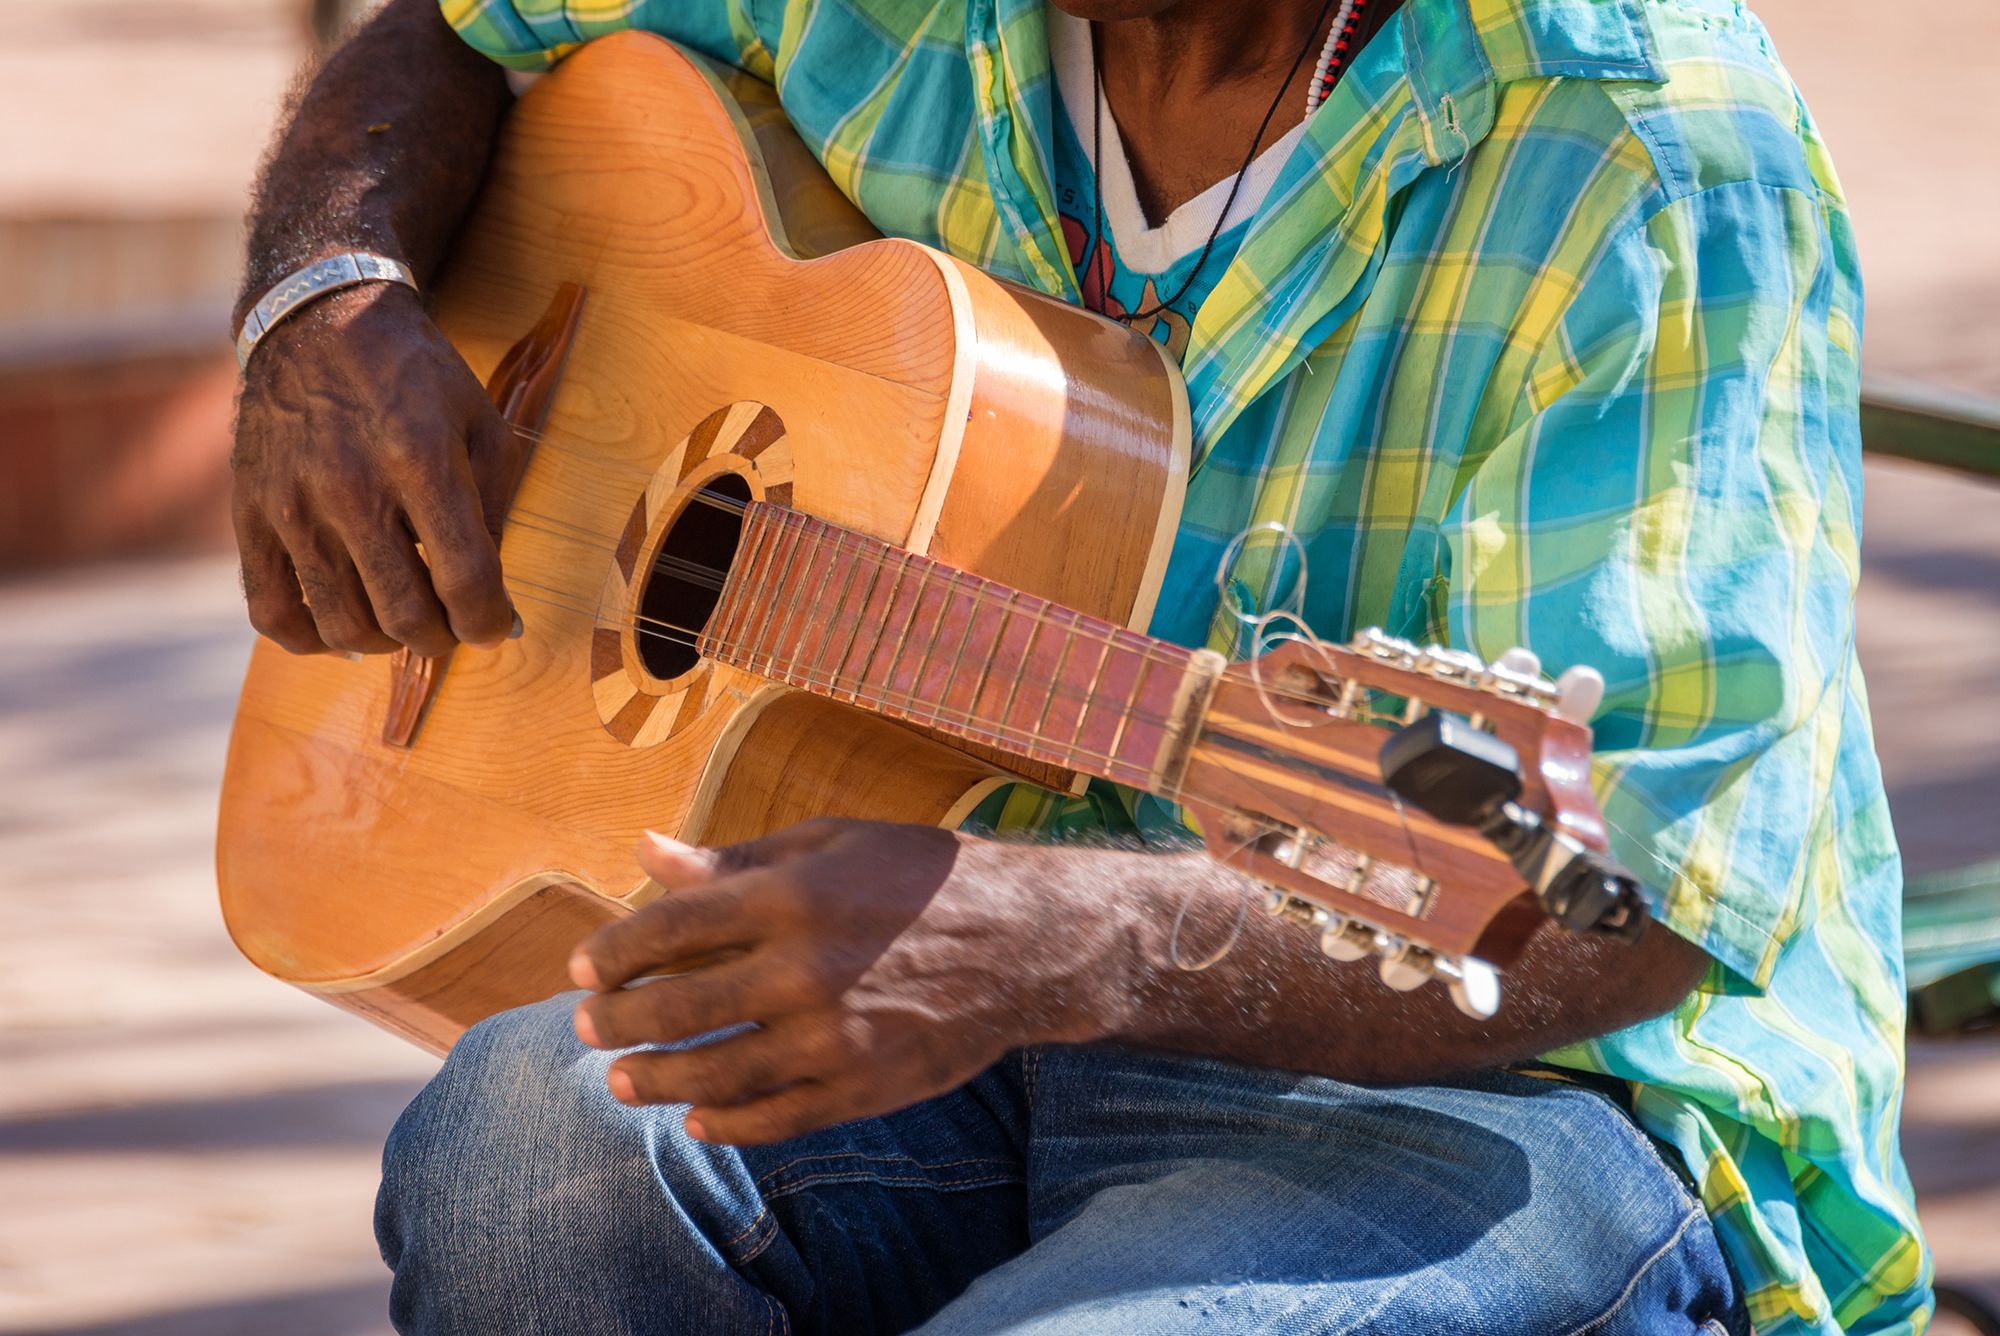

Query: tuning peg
[
  {"left": 1318, "top": 914, "right": 1378, "bottom": 962},
  {"left": 1495, "top": 646, "right": 1541, "bottom": 678},
  {"left": 1376, "top": 938, "right": 1437, "bottom": 991},
  {"left": 1555, "top": 665, "right": 1604, "bottom": 724},
  {"left": 1440, "top": 956, "right": 1501, "bottom": 1019}
]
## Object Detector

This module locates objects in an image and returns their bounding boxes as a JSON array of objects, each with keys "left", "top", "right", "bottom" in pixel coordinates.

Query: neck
[
  {"left": 697, "top": 502, "right": 1224, "bottom": 793},
  {"left": 1095, "top": 0, "right": 1335, "bottom": 97}
]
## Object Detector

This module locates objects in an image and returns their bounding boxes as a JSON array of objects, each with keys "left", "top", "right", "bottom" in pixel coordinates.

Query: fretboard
[{"left": 697, "top": 503, "right": 1214, "bottom": 791}]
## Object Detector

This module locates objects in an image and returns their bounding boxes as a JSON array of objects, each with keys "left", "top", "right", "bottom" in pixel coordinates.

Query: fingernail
[
  {"left": 607, "top": 1068, "right": 636, "bottom": 1104},
  {"left": 572, "top": 1005, "right": 600, "bottom": 1047},
  {"left": 684, "top": 1114, "right": 706, "bottom": 1141},
  {"left": 568, "top": 949, "right": 600, "bottom": 991},
  {"left": 340, "top": 651, "right": 365, "bottom": 662},
  {"left": 508, "top": 610, "right": 524, "bottom": 639},
  {"left": 644, "top": 830, "right": 694, "bottom": 855}
]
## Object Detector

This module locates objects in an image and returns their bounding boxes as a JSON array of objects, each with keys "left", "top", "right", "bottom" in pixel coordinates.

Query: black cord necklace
[{"left": 1088, "top": 0, "right": 1340, "bottom": 324}]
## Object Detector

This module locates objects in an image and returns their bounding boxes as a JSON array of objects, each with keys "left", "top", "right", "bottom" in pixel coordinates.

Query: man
[{"left": 229, "top": 0, "right": 1929, "bottom": 1331}]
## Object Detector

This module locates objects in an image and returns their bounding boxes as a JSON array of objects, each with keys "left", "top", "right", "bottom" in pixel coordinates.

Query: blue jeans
[{"left": 377, "top": 994, "right": 1747, "bottom": 1335}]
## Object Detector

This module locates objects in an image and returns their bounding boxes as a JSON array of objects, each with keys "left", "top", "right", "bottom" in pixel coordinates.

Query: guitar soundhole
[{"left": 636, "top": 473, "right": 753, "bottom": 680}]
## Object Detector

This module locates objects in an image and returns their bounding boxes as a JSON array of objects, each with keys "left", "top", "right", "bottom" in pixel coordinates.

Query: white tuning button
[
  {"left": 1319, "top": 916, "right": 1376, "bottom": 962},
  {"left": 1444, "top": 957, "right": 1502, "bottom": 1019},
  {"left": 1555, "top": 664, "right": 1605, "bottom": 725},
  {"left": 1376, "top": 940, "right": 1436, "bottom": 991},
  {"left": 1495, "top": 646, "right": 1542, "bottom": 678}
]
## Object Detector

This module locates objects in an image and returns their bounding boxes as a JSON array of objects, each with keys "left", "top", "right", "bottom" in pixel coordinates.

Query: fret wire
[
  {"left": 761, "top": 512, "right": 820, "bottom": 683},
  {"left": 879, "top": 552, "right": 933, "bottom": 704},
  {"left": 1067, "top": 630, "right": 1118, "bottom": 772},
  {"left": 855, "top": 548, "right": 914, "bottom": 700},
  {"left": 1029, "top": 611, "right": 1081, "bottom": 761},
  {"left": 965, "top": 590, "right": 1013, "bottom": 726},
  {"left": 828, "top": 538, "right": 892, "bottom": 704},
  {"left": 717, "top": 512, "right": 780, "bottom": 654},
  {"left": 747, "top": 515, "right": 804, "bottom": 675},
  {"left": 996, "top": 598, "right": 1046, "bottom": 757},
  {"left": 1106, "top": 646, "right": 1149, "bottom": 782},
  {"left": 899, "top": 560, "right": 948, "bottom": 704},
  {"left": 876, "top": 552, "right": 936, "bottom": 708},
  {"left": 811, "top": 525, "right": 870, "bottom": 690},
  {"left": 931, "top": 568, "right": 985, "bottom": 728}
]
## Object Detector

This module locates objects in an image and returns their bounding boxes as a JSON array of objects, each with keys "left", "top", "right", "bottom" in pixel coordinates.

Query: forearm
[
  {"left": 1029, "top": 841, "right": 1705, "bottom": 1084},
  {"left": 236, "top": 0, "right": 509, "bottom": 323}
]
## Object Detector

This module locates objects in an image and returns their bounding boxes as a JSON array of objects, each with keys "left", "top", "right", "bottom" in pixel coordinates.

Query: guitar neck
[{"left": 697, "top": 502, "right": 1222, "bottom": 793}]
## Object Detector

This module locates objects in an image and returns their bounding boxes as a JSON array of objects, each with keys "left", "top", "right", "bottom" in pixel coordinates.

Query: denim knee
[
  {"left": 375, "top": 994, "right": 777, "bottom": 1334},
  {"left": 376, "top": 995, "right": 623, "bottom": 1274}
]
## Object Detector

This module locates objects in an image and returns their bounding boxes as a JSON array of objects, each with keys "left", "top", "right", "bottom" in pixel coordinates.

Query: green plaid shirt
[{"left": 445, "top": 1, "right": 1928, "bottom": 1328}]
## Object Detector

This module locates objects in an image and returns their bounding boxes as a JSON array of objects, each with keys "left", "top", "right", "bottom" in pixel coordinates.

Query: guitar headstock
[{"left": 1178, "top": 629, "right": 1646, "bottom": 1018}]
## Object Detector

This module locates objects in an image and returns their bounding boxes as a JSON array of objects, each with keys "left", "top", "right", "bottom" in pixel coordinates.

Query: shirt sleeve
[
  {"left": 1442, "top": 178, "right": 1865, "bottom": 993},
  {"left": 440, "top": 0, "right": 781, "bottom": 77}
]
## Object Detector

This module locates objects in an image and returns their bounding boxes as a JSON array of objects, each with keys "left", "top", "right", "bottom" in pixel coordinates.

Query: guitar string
[
  {"left": 487, "top": 423, "right": 1462, "bottom": 727},
  {"left": 500, "top": 566, "right": 1407, "bottom": 744},
  {"left": 492, "top": 427, "right": 1466, "bottom": 729},
  {"left": 495, "top": 485, "right": 1378, "bottom": 721},
  {"left": 498, "top": 507, "right": 1424, "bottom": 735}
]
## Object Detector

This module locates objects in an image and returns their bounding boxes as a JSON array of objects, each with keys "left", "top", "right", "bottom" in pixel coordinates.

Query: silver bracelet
[{"left": 234, "top": 251, "right": 418, "bottom": 371}]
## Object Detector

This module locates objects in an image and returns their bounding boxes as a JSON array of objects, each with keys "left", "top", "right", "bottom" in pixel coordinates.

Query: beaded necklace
[{"left": 1305, "top": 0, "right": 1368, "bottom": 114}]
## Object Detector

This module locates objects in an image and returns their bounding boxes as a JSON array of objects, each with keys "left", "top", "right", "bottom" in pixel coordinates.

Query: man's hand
[
  {"left": 230, "top": 0, "right": 512, "bottom": 654},
  {"left": 232, "top": 284, "right": 520, "bottom": 656},
  {"left": 568, "top": 821, "right": 1131, "bottom": 1146}
]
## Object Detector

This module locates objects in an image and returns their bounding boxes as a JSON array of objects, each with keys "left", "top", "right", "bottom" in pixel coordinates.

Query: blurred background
[{"left": 1, "top": 1, "right": 1995, "bottom": 1332}]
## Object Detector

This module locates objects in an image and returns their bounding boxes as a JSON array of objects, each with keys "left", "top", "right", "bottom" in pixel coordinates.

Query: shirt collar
[{"left": 1403, "top": 0, "right": 1665, "bottom": 165}]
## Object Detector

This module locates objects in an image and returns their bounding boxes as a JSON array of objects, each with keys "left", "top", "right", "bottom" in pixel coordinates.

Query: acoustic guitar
[{"left": 216, "top": 32, "right": 1643, "bottom": 1055}]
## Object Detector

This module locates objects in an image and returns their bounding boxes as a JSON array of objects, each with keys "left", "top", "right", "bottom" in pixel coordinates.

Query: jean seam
[
  {"left": 753, "top": 1152, "right": 1016, "bottom": 1192},
  {"left": 1025, "top": 1046, "right": 1040, "bottom": 1114},
  {"left": 1557, "top": 1205, "right": 1704, "bottom": 1336},
  {"left": 722, "top": 1208, "right": 778, "bottom": 1267},
  {"left": 761, "top": 1170, "right": 1025, "bottom": 1198}
]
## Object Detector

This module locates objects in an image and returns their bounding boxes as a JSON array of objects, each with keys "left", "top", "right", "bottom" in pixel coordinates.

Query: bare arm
[
  {"left": 1050, "top": 842, "right": 1707, "bottom": 1084},
  {"left": 564, "top": 822, "right": 1707, "bottom": 1145},
  {"left": 232, "top": 0, "right": 518, "bottom": 657}
]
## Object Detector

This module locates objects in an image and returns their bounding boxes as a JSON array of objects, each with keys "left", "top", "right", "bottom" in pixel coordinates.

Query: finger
[
  {"left": 685, "top": 1078, "right": 859, "bottom": 1147},
  {"left": 572, "top": 951, "right": 771, "bottom": 1049},
  {"left": 277, "top": 515, "right": 399, "bottom": 655},
  {"left": 465, "top": 405, "right": 533, "bottom": 545},
  {"left": 606, "top": 1015, "right": 838, "bottom": 1109},
  {"left": 405, "top": 410, "right": 517, "bottom": 648},
  {"left": 234, "top": 502, "right": 327, "bottom": 655},
  {"left": 570, "top": 877, "right": 772, "bottom": 993},
  {"left": 635, "top": 830, "right": 725, "bottom": 892},
  {"left": 342, "top": 515, "right": 457, "bottom": 657}
]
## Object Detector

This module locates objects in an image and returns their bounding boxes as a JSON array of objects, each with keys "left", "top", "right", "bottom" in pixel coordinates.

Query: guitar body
[{"left": 216, "top": 33, "right": 1189, "bottom": 1054}]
